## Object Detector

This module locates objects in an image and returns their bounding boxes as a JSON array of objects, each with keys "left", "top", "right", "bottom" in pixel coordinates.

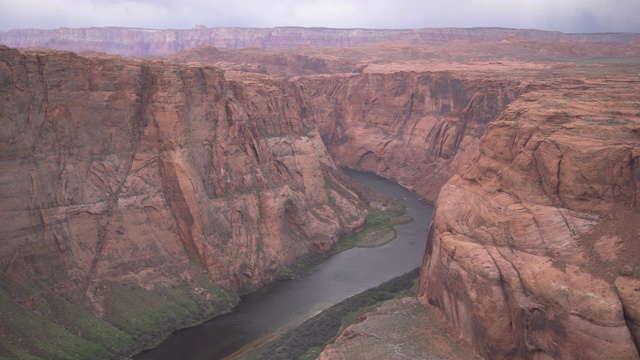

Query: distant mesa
[{"left": 1, "top": 26, "right": 640, "bottom": 56}]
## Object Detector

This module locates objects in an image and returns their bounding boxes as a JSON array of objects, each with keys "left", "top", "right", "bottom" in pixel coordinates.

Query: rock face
[
  {"left": 2, "top": 33, "right": 640, "bottom": 359},
  {"left": 418, "top": 69, "right": 640, "bottom": 359},
  {"left": 296, "top": 66, "right": 526, "bottom": 201},
  {"left": 0, "top": 45, "right": 365, "bottom": 356},
  {"left": 2, "top": 26, "right": 640, "bottom": 56},
  {"left": 161, "top": 40, "right": 640, "bottom": 359}
]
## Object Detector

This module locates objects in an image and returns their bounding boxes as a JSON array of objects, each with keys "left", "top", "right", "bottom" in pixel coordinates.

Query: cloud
[{"left": 0, "top": 0, "right": 639, "bottom": 33}]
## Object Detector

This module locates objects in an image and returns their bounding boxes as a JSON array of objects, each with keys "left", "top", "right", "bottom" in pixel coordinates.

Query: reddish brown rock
[
  {"left": 418, "top": 70, "right": 640, "bottom": 359},
  {"left": 594, "top": 235, "right": 625, "bottom": 262},
  {"left": 164, "top": 40, "right": 640, "bottom": 79},
  {"left": 616, "top": 277, "right": 640, "bottom": 350},
  {"left": 621, "top": 266, "right": 636, "bottom": 277},
  {"left": 2, "top": 34, "right": 640, "bottom": 359},
  {"left": 0, "top": 45, "right": 365, "bottom": 354},
  {"left": 295, "top": 67, "right": 527, "bottom": 201},
  {"left": 166, "top": 41, "right": 640, "bottom": 359}
]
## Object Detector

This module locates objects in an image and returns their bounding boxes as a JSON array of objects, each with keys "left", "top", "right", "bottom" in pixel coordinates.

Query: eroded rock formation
[
  {"left": 2, "top": 32, "right": 640, "bottom": 359},
  {"left": 418, "top": 70, "right": 640, "bottom": 359},
  {"left": 296, "top": 65, "right": 527, "bottom": 201},
  {"left": 0, "top": 45, "right": 365, "bottom": 356}
]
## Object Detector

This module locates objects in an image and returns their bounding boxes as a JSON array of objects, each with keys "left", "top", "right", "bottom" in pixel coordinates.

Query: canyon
[
  {"left": 1, "top": 27, "right": 640, "bottom": 359},
  {"left": 0, "top": 45, "right": 366, "bottom": 358},
  {"left": 417, "top": 65, "right": 640, "bottom": 359},
  {"left": 297, "top": 59, "right": 640, "bottom": 359}
]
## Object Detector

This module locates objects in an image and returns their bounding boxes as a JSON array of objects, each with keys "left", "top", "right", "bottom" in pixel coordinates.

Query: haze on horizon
[{"left": 1, "top": 0, "right": 639, "bottom": 34}]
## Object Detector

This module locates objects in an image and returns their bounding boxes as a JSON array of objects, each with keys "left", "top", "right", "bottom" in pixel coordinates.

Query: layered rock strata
[
  {"left": 2, "top": 26, "right": 640, "bottom": 56},
  {"left": 0, "top": 45, "right": 365, "bottom": 356},
  {"left": 167, "top": 43, "right": 640, "bottom": 359},
  {"left": 418, "top": 70, "right": 640, "bottom": 359},
  {"left": 296, "top": 66, "right": 527, "bottom": 201},
  {"left": 165, "top": 45, "right": 640, "bottom": 359},
  {"left": 164, "top": 40, "right": 640, "bottom": 79}
]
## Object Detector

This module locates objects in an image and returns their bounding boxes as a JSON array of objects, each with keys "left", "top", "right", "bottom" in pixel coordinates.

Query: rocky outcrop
[
  {"left": 2, "top": 26, "right": 640, "bottom": 56},
  {"left": 160, "top": 39, "right": 640, "bottom": 358},
  {"left": 0, "top": 45, "right": 365, "bottom": 357},
  {"left": 319, "top": 297, "right": 477, "bottom": 360},
  {"left": 160, "top": 41, "right": 640, "bottom": 359},
  {"left": 295, "top": 67, "right": 525, "bottom": 201},
  {"left": 418, "top": 71, "right": 640, "bottom": 359}
]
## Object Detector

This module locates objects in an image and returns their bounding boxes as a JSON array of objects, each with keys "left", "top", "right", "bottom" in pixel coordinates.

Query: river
[{"left": 136, "top": 169, "right": 434, "bottom": 360}]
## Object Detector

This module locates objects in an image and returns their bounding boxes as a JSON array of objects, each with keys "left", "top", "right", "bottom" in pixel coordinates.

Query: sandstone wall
[
  {"left": 296, "top": 70, "right": 525, "bottom": 201},
  {"left": 0, "top": 45, "right": 365, "bottom": 354},
  {"left": 418, "top": 74, "right": 640, "bottom": 359}
]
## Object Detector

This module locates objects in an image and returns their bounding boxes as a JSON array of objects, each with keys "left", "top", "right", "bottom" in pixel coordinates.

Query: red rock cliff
[
  {"left": 171, "top": 43, "right": 640, "bottom": 358},
  {"left": 295, "top": 65, "right": 526, "bottom": 201},
  {"left": 0, "top": 45, "right": 365, "bottom": 356},
  {"left": 165, "top": 43, "right": 640, "bottom": 358},
  {"left": 2, "top": 26, "right": 640, "bottom": 56},
  {"left": 294, "top": 59, "right": 640, "bottom": 359},
  {"left": 418, "top": 68, "right": 640, "bottom": 359}
]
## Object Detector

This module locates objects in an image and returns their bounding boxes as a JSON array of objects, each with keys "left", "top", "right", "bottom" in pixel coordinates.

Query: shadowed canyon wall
[
  {"left": 0, "top": 45, "right": 365, "bottom": 357},
  {"left": 296, "top": 68, "right": 525, "bottom": 201}
]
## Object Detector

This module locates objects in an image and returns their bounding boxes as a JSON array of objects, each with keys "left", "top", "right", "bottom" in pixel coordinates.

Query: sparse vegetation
[
  {"left": 0, "top": 279, "right": 237, "bottom": 360},
  {"left": 0, "top": 286, "right": 127, "bottom": 360},
  {"left": 334, "top": 207, "right": 411, "bottom": 253},
  {"left": 275, "top": 166, "right": 415, "bottom": 280},
  {"left": 278, "top": 202, "right": 410, "bottom": 280},
  {"left": 100, "top": 280, "right": 237, "bottom": 351}
]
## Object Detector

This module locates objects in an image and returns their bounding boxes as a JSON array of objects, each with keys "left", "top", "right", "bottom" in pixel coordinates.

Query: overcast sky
[{"left": 1, "top": 0, "right": 639, "bottom": 33}]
